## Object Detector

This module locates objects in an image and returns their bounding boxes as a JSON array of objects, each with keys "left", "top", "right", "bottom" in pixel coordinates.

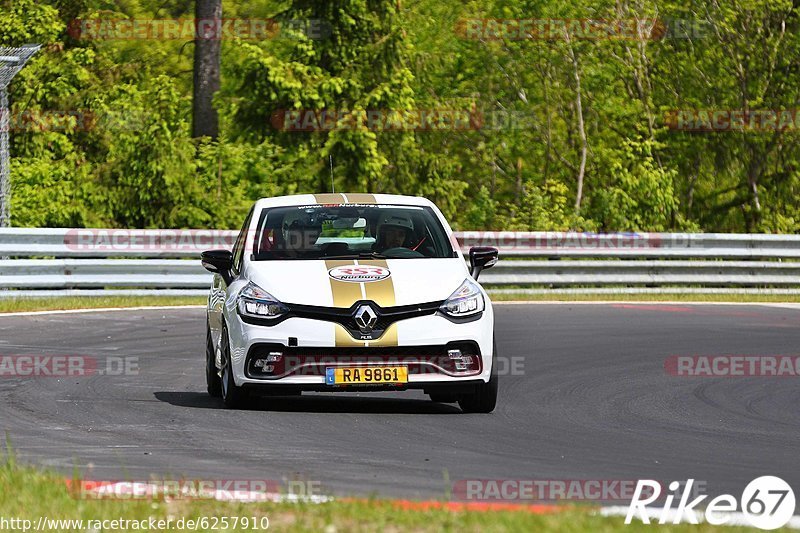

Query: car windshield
[{"left": 251, "top": 204, "right": 455, "bottom": 260}]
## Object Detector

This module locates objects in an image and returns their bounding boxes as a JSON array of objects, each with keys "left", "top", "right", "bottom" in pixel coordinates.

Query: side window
[{"left": 231, "top": 208, "right": 254, "bottom": 274}]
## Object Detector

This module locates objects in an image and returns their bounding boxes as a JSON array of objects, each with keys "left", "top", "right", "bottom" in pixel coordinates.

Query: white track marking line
[
  {"left": 493, "top": 301, "right": 800, "bottom": 308},
  {"left": 0, "top": 305, "right": 205, "bottom": 317},
  {"left": 81, "top": 481, "right": 331, "bottom": 504}
]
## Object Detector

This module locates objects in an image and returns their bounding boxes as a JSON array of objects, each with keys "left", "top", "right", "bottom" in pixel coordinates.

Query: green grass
[
  {"left": 0, "top": 296, "right": 205, "bottom": 314},
  {"left": 0, "top": 459, "right": 770, "bottom": 532}
]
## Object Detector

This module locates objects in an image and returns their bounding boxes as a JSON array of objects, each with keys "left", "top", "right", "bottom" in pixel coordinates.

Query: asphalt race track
[{"left": 0, "top": 303, "right": 799, "bottom": 503}]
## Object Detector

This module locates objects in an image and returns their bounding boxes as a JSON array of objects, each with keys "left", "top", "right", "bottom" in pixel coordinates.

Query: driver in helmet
[{"left": 373, "top": 214, "right": 414, "bottom": 252}]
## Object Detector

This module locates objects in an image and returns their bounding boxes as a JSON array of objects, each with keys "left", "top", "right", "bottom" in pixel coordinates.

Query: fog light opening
[
  {"left": 253, "top": 359, "right": 276, "bottom": 373},
  {"left": 447, "top": 346, "right": 479, "bottom": 374},
  {"left": 448, "top": 349, "right": 462, "bottom": 360}
]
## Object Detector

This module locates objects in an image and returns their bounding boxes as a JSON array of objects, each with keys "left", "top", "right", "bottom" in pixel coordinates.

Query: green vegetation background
[{"left": 3, "top": 0, "right": 799, "bottom": 233}]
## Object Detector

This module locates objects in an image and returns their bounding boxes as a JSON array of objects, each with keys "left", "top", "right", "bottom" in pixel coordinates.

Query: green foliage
[
  {"left": 0, "top": 0, "right": 62, "bottom": 45},
  {"left": 101, "top": 76, "right": 198, "bottom": 227},
  {"left": 3, "top": 0, "right": 800, "bottom": 231},
  {"left": 10, "top": 154, "right": 88, "bottom": 227},
  {"left": 504, "top": 179, "right": 595, "bottom": 231},
  {"left": 591, "top": 139, "right": 678, "bottom": 231},
  {"left": 465, "top": 186, "right": 497, "bottom": 229}
]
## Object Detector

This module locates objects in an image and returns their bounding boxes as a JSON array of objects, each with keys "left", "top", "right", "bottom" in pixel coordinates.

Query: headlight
[
  {"left": 237, "top": 282, "right": 289, "bottom": 319},
  {"left": 440, "top": 278, "right": 485, "bottom": 318}
]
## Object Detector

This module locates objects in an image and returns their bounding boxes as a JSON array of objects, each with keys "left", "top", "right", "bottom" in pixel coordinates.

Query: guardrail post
[{"left": 0, "top": 45, "right": 40, "bottom": 228}]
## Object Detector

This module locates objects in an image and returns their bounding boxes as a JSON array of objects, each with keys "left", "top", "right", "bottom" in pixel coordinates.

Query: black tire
[
  {"left": 458, "top": 339, "right": 498, "bottom": 413},
  {"left": 429, "top": 394, "right": 458, "bottom": 403},
  {"left": 220, "top": 326, "right": 247, "bottom": 409},
  {"left": 206, "top": 324, "right": 222, "bottom": 397}
]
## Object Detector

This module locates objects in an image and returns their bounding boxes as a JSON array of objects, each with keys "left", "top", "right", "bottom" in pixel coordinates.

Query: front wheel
[
  {"left": 458, "top": 339, "right": 498, "bottom": 413},
  {"left": 220, "top": 326, "right": 247, "bottom": 409}
]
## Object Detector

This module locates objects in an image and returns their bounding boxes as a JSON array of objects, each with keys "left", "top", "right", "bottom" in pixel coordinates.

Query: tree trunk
[
  {"left": 193, "top": 0, "right": 221, "bottom": 139},
  {"left": 568, "top": 40, "right": 588, "bottom": 212}
]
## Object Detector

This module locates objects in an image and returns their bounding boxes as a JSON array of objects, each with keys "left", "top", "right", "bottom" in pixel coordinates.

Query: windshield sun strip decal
[{"left": 313, "top": 193, "right": 346, "bottom": 204}]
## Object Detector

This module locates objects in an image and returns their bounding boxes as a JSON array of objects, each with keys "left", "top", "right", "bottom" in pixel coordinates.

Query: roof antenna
[{"left": 329, "top": 154, "right": 335, "bottom": 193}]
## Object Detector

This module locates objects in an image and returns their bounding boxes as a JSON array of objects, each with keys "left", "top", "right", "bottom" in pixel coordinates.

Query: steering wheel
[{"left": 381, "top": 247, "right": 424, "bottom": 258}]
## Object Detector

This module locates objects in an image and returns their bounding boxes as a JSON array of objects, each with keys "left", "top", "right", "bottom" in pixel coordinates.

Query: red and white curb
[{"left": 66, "top": 480, "right": 571, "bottom": 512}]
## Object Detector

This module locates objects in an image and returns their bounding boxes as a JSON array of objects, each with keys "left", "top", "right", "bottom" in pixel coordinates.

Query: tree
[{"left": 192, "top": 0, "right": 221, "bottom": 139}]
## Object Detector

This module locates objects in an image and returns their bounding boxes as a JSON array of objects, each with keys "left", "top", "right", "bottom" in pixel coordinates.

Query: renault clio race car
[{"left": 201, "top": 193, "right": 499, "bottom": 412}]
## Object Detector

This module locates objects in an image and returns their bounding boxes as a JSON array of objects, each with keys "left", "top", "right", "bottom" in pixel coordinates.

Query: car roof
[{"left": 252, "top": 193, "right": 436, "bottom": 210}]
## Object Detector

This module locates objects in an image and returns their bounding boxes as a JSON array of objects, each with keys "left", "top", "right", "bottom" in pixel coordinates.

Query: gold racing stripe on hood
[
  {"left": 359, "top": 259, "right": 396, "bottom": 307},
  {"left": 325, "top": 259, "right": 398, "bottom": 347},
  {"left": 343, "top": 193, "right": 376, "bottom": 204},
  {"left": 363, "top": 259, "right": 398, "bottom": 346},
  {"left": 325, "top": 260, "right": 363, "bottom": 308},
  {"left": 313, "top": 193, "right": 346, "bottom": 204}
]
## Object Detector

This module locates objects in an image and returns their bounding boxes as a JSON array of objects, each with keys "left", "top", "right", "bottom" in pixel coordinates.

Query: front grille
[
  {"left": 285, "top": 300, "right": 443, "bottom": 338},
  {"left": 245, "top": 342, "right": 482, "bottom": 379}
]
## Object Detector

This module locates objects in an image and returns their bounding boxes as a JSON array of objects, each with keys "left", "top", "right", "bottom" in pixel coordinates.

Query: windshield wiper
[{"left": 357, "top": 251, "right": 387, "bottom": 259}]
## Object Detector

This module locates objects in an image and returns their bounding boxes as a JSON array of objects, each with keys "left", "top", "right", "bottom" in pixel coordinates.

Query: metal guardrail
[
  {"left": 4, "top": 228, "right": 800, "bottom": 258},
  {"left": 0, "top": 228, "right": 237, "bottom": 258},
  {"left": 457, "top": 232, "right": 800, "bottom": 259},
  {"left": 1, "top": 229, "right": 799, "bottom": 296}
]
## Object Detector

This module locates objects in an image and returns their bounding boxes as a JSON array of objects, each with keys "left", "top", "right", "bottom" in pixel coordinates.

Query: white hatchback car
[{"left": 202, "top": 193, "right": 499, "bottom": 412}]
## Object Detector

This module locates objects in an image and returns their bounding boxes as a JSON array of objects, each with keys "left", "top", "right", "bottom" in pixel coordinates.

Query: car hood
[{"left": 244, "top": 258, "right": 471, "bottom": 308}]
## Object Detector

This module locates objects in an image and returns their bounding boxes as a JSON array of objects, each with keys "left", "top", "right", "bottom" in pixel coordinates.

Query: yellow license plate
[{"left": 327, "top": 366, "right": 408, "bottom": 385}]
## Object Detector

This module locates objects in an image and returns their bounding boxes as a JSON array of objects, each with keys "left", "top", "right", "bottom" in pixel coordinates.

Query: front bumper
[
  {"left": 225, "top": 311, "right": 494, "bottom": 387},
  {"left": 240, "top": 379, "right": 488, "bottom": 396}
]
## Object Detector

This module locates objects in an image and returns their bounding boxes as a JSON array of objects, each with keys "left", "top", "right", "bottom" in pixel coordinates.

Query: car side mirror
[
  {"left": 469, "top": 246, "right": 498, "bottom": 280},
  {"left": 201, "top": 250, "right": 234, "bottom": 284}
]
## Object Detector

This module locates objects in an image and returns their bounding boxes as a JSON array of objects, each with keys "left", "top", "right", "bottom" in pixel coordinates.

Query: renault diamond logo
[{"left": 354, "top": 304, "right": 378, "bottom": 332}]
